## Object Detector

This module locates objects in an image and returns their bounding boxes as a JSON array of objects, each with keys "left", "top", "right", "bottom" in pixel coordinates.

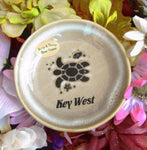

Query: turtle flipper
[
  {"left": 81, "top": 62, "right": 89, "bottom": 67},
  {"left": 80, "top": 76, "right": 89, "bottom": 82},
  {"left": 55, "top": 77, "right": 63, "bottom": 88},
  {"left": 56, "top": 57, "right": 63, "bottom": 68}
]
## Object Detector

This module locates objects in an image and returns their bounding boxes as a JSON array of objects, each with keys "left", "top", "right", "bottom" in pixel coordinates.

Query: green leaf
[
  {"left": 93, "top": 10, "right": 104, "bottom": 24},
  {"left": 12, "top": 5, "right": 21, "bottom": 13},
  {"left": 21, "top": 8, "right": 39, "bottom": 18},
  {"left": 1, "top": 20, "right": 27, "bottom": 37},
  {"left": 89, "top": 0, "right": 112, "bottom": 18},
  {"left": 117, "top": 19, "right": 132, "bottom": 32},
  {"left": 105, "top": 11, "right": 117, "bottom": 27}
]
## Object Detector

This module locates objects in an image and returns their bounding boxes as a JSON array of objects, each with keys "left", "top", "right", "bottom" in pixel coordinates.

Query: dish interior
[{"left": 15, "top": 20, "right": 130, "bottom": 131}]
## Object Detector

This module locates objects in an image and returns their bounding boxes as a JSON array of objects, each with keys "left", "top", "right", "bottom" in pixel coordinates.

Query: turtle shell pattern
[{"left": 53, "top": 52, "right": 90, "bottom": 89}]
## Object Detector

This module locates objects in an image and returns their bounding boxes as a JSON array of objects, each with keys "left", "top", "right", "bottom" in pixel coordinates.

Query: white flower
[
  {"left": 0, "top": 126, "right": 47, "bottom": 150},
  {"left": 137, "top": 0, "right": 147, "bottom": 15},
  {"left": 137, "top": 0, "right": 147, "bottom": 7},
  {"left": 123, "top": 15, "right": 147, "bottom": 56}
]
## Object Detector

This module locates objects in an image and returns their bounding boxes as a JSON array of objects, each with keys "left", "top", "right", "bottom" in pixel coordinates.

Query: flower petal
[
  {"left": 88, "top": 136, "right": 99, "bottom": 150},
  {"left": 133, "top": 54, "right": 147, "bottom": 79},
  {"left": 64, "top": 132, "right": 72, "bottom": 144},
  {"left": 131, "top": 71, "right": 144, "bottom": 87},
  {"left": 137, "top": 0, "right": 147, "bottom": 7},
  {"left": 118, "top": 122, "right": 147, "bottom": 134},
  {"left": 10, "top": 108, "right": 26, "bottom": 117},
  {"left": 30, "top": 126, "right": 47, "bottom": 148},
  {"left": 2, "top": 70, "right": 17, "bottom": 98},
  {"left": 1, "top": 126, "right": 47, "bottom": 150},
  {"left": 140, "top": 80, "right": 147, "bottom": 86},
  {"left": 2, "top": 128, "right": 16, "bottom": 146},
  {"left": 10, "top": 109, "right": 31, "bottom": 125},
  {"left": 0, "top": 27, "right": 10, "bottom": 71},
  {"left": 123, "top": 31, "right": 144, "bottom": 41},
  {"left": 114, "top": 100, "right": 131, "bottom": 125},
  {"left": 53, "top": 131, "right": 65, "bottom": 150},
  {"left": 130, "top": 135, "right": 147, "bottom": 148},
  {"left": 130, "top": 40, "right": 144, "bottom": 56},
  {"left": 108, "top": 130, "right": 126, "bottom": 150},
  {"left": 97, "top": 137, "right": 108, "bottom": 149},
  {"left": 136, "top": 53, "right": 147, "bottom": 70},
  {"left": 0, "top": 88, "right": 23, "bottom": 119},
  {"left": 38, "top": 0, "right": 70, "bottom": 12},
  {"left": 13, "top": 128, "right": 36, "bottom": 149},
  {"left": 15, "top": 116, "right": 36, "bottom": 129},
  {"left": 0, "top": 115, "right": 11, "bottom": 133},
  {"left": 76, "top": 143, "right": 88, "bottom": 150},
  {"left": 130, "top": 100, "right": 146, "bottom": 126},
  {"left": 119, "top": 134, "right": 142, "bottom": 150},
  {"left": 1, "top": 20, "right": 27, "bottom": 38},
  {"left": 124, "top": 85, "right": 133, "bottom": 99},
  {"left": 133, "top": 15, "right": 147, "bottom": 33},
  {"left": 10, "top": 57, "right": 16, "bottom": 66},
  {"left": 3, "top": 69, "right": 14, "bottom": 81}
]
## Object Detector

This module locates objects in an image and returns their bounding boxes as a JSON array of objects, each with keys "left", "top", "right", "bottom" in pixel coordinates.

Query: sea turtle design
[{"left": 53, "top": 57, "right": 90, "bottom": 88}]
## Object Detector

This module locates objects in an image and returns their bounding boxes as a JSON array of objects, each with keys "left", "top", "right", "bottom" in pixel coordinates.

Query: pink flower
[
  {"left": 124, "top": 53, "right": 147, "bottom": 99},
  {"left": 131, "top": 53, "right": 147, "bottom": 87},
  {"left": 0, "top": 59, "right": 23, "bottom": 120},
  {"left": 91, "top": 118, "right": 147, "bottom": 150},
  {"left": 114, "top": 96, "right": 147, "bottom": 126},
  {"left": 109, "top": 116, "right": 147, "bottom": 150},
  {"left": 10, "top": 108, "right": 37, "bottom": 128},
  {"left": 114, "top": 53, "right": 147, "bottom": 126},
  {"left": 0, "top": 27, "right": 10, "bottom": 71},
  {"left": 0, "top": 57, "right": 37, "bottom": 129},
  {"left": 57, "top": 117, "right": 147, "bottom": 150},
  {"left": 0, "top": 29, "right": 18, "bottom": 120}
]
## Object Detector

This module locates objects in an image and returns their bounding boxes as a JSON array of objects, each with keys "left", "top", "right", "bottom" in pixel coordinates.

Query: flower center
[{"left": 132, "top": 83, "right": 147, "bottom": 104}]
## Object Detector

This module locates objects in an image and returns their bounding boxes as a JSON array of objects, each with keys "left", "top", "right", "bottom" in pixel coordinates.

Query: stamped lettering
[{"left": 56, "top": 96, "right": 95, "bottom": 109}]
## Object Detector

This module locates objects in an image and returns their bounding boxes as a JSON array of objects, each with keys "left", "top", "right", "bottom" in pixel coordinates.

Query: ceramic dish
[{"left": 14, "top": 19, "right": 131, "bottom": 132}]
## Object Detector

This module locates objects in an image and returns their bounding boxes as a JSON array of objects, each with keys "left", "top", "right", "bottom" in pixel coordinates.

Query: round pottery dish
[{"left": 14, "top": 19, "right": 131, "bottom": 132}]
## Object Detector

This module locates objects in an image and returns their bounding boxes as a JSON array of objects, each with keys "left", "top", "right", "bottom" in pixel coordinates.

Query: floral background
[{"left": 1, "top": 0, "right": 147, "bottom": 149}]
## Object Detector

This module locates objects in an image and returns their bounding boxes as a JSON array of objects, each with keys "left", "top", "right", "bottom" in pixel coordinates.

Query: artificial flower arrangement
[{"left": 0, "top": 0, "right": 147, "bottom": 149}]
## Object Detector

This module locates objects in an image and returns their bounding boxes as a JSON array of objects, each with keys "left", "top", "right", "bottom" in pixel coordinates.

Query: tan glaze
[{"left": 14, "top": 19, "right": 131, "bottom": 132}]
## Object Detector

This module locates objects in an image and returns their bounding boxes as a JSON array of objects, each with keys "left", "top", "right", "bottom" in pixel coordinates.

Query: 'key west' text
[{"left": 56, "top": 96, "right": 95, "bottom": 109}]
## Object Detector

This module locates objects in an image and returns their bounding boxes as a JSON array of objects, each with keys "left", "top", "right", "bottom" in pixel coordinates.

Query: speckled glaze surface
[{"left": 14, "top": 19, "right": 131, "bottom": 132}]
